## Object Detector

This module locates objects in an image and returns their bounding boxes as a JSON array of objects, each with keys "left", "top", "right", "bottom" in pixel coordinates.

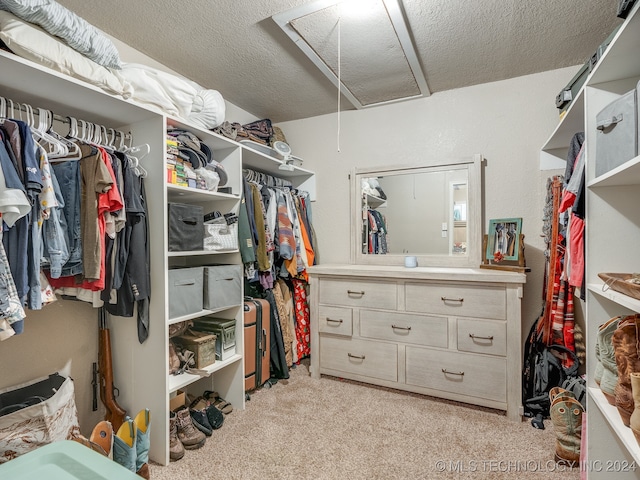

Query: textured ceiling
[{"left": 55, "top": 0, "right": 622, "bottom": 123}]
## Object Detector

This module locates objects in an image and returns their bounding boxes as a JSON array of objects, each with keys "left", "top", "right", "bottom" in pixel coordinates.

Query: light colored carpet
[{"left": 149, "top": 362, "right": 580, "bottom": 480}]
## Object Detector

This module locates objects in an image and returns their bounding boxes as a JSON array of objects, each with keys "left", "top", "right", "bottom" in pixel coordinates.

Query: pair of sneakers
[{"left": 187, "top": 394, "right": 225, "bottom": 437}]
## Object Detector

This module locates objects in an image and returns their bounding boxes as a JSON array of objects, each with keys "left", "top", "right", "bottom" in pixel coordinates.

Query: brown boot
[
  {"left": 630, "top": 372, "right": 640, "bottom": 446},
  {"left": 612, "top": 315, "right": 640, "bottom": 426},
  {"left": 175, "top": 407, "right": 206, "bottom": 450},
  {"left": 169, "top": 412, "right": 185, "bottom": 462},
  {"left": 550, "top": 395, "right": 583, "bottom": 467}
]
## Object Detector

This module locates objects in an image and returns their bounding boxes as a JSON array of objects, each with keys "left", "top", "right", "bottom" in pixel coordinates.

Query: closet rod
[{"left": 0, "top": 97, "right": 132, "bottom": 141}]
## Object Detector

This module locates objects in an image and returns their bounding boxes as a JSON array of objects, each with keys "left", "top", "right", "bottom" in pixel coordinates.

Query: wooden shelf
[
  {"left": 169, "top": 354, "right": 243, "bottom": 393},
  {"left": 587, "top": 283, "right": 640, "bottom": 313},
  {"left": 587, "top": 155, "right": 640, "bottom": 188}
]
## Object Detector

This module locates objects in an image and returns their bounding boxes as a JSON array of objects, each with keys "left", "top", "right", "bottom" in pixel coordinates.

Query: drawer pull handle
[
  {"left": 442, "top": 368, "right": 464, "bottom": 376},
  {"left": 348, "top": 353, "right": 366, "bottom": 360},
  {"left": 391, "top": 325, "right": 411, "bottom": 331},
  {"left": 441, "top": 296, "right": 464, "bottom": 303},
  {"left": 326, "top": 318, "right": 344, "bottom": 324},
  {"left": 469, "top": 333, "right": 494, "bottom": 341},
  {"left": 347, "top": 290, "right": 365, "bottom": 296}
]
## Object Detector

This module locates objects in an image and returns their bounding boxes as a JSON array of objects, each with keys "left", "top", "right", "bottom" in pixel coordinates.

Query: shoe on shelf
[
  {"left": 169, "top": 412, "right": 185, "bottom": 462},
  {"left": 133, "top": 409, "right": 151, "bottom": 479},
  {"left": 203, "top": 390, "right": 233, "bottom": 414},
  {"left": 113, "top": 417, "right": 137, "bottom": 472},
  {"left": 612, "top": 315, "right": 640, "bottom": 426},
  {"left": 188, "top": 396, "right": 214, "bottom": 436},
  {"left": 190, "top": 394, "right": 224, "bottom": 430},
  {"left": 175, "top": 407, "right": 206, "bottom": 449},
  {"left": 599, "top": 316, "right": 621, "bottom": 405}
]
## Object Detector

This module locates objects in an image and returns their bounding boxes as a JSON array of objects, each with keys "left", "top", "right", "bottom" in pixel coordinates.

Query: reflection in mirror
[{"left": 352, "top": 155, "right": 482, "bottom": 268}]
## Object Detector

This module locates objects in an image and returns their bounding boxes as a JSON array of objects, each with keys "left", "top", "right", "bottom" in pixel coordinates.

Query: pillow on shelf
[
  {"left": 0, "top": 10, "right": 132, "bottom": 99},
  {"left": 0, "top": 0, "right": 122, "bottom": 69},
  {"left": 119, "top": 63, "right": 226, "bottom": 130}
]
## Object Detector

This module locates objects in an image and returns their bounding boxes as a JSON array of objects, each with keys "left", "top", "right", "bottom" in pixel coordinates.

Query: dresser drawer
[
  {"left": 319, "top": 278, "right": 397, "bottom": 310},
  {"left": 405, "top": 347, "right": 506, "bottom": 402},
  {"left": 457, "top": 318, "right": 506, "bottom": 356},
  {"left": 405, "top": 282, "right": 506, "bottom": 320},
  {"left": 318, "top": 306, "right": 352, "bottom": 336},
  {"left": 320, "top": 336, "right": 397, "bottom": 382},
  {"left": 360, "top": 310, "right": 448, "bottom": 348}
]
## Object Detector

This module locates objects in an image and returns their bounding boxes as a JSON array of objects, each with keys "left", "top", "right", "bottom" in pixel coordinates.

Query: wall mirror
[{"left": 351, "top": 154, "right": 483, "bottom": 268}]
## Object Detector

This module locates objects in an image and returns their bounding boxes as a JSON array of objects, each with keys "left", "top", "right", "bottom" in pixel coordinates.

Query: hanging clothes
[{"left": 292, "top": 278, "right": 311, "bottom": 360}]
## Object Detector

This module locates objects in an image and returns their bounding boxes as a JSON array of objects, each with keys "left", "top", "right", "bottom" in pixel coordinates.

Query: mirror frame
[{"left": 350, "top": 154, "right": 483, "bottom": 268}]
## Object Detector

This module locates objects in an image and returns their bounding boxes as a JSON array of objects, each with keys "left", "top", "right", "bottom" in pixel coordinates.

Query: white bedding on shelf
[
  {"left": 0, "top": 10, "right": 132, "bottom": 98},
  {"left": 119, "top": 63, "right": 226, "bottom": 130},
  {"left": 0, "top": 10, "right": 226, "bottom": 130}
]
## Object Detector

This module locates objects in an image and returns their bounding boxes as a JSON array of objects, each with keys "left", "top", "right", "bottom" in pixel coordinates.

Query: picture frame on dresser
[{"left": 485, "top": 218, "right": 522, "bottom": 262}]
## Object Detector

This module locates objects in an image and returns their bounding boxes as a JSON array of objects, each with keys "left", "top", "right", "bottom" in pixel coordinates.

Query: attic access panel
[{"left": 273, "top": 0, "right": 429, "bottom": 109}]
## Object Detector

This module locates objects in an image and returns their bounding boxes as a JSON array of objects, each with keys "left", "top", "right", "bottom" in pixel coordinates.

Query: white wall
[{"left": 279, "top": 66, "right": 576, "bottom": 338}]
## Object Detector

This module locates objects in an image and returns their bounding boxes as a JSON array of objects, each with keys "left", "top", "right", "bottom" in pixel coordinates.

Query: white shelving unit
[
  {"left": 539, "top": 3, "right": 640, "bottom": 476},
  {"left": 0, "top": 48, "right": 314, "bottom": 466},
  {"left": 580, "top": 3, "right": 640, "bottom": 477}
]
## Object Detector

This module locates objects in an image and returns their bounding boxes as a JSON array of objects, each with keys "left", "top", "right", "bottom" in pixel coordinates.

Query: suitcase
[{"left": 243, "top": 298, "right": 270, "bottom": 393}]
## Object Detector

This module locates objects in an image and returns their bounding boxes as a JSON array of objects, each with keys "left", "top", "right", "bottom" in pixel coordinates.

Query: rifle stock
[{"left": 98, "top": 308, "right": 127, "bottom": 432}]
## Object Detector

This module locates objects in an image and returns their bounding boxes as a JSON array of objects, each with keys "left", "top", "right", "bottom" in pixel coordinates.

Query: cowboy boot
[
  {"left": 133, "top": 409, "right": 151, "bottom": 479},
  {"left": 90, "top": 420, "right": 114, "bottom": 459},
  {"left": 550, "top": 395, "right": 583, "bottom": 467},
  {"left": 113, "top": 417, "right": 137, "bottom": 472},
  {"left": 630, "top": 372, "right": 640, "bottom": 446},
  {"left": 599, "top": 316, "right": 621, "bottom": 405},
  {"left": 595, "top": 317, "right": 620, "bottom": 387},
  {"left": 549, "top": 386, "right": 575, "bottom": 404},
  {"left": 612, "top": 314, "right": 640, "bottom": 426}
]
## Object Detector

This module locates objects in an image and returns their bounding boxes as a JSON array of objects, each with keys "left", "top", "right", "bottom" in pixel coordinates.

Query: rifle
[{"left": 98, "top": 307, "right": 127, "bottom": 432}]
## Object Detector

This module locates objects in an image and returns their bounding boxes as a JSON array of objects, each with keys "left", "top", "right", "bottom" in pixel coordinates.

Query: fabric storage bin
[
  {"left": 203, "top": 265, "right": 242, "bottom": 310},
  {"left": 168, "top": 267, "right": 204, "bottom": 319},
  {"left": 168, "top": 203, "right": 204, "bottom": 251},
  {"left": 595, "top": 85, "right": 638, "bottom": 177},
  {"left": 192, "top": 317, "right": 236, "bottom": 361}
]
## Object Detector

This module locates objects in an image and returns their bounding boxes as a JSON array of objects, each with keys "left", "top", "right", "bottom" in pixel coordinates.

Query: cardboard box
[{"left": 170, "top": 390, "right": 186, "bottom": 411}]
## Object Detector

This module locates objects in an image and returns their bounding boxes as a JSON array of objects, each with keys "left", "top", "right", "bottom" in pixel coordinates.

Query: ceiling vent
[{"left": 273, "top": 0, "right": 430, "bottom": 109}]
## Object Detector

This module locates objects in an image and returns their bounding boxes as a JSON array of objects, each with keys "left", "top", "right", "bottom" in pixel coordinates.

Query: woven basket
[{"left": 598, "top": 273, "right": 640, "bottom": 301}]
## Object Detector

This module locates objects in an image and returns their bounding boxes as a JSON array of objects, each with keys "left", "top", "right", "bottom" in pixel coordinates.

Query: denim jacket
[{"left": 42, "top": 164, "right": 70, "bottom": 278}]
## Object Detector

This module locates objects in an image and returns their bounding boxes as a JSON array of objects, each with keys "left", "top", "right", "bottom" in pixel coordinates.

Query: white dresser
[{"left": 308, "top": 265, "right": 526, "bottom": 420}]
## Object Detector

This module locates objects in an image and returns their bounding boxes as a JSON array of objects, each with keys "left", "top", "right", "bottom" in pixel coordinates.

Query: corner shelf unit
[
  {"left": 575, "top": 2, "right": 640, "bottom": 477},
  {"left": 0, "top": 49, "right": 315, "bottom": 466}
]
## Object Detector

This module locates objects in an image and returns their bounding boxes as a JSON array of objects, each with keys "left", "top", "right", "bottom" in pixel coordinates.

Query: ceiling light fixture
[{"left": 338, "top": 0, "right": 378, "bottom": 18}]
